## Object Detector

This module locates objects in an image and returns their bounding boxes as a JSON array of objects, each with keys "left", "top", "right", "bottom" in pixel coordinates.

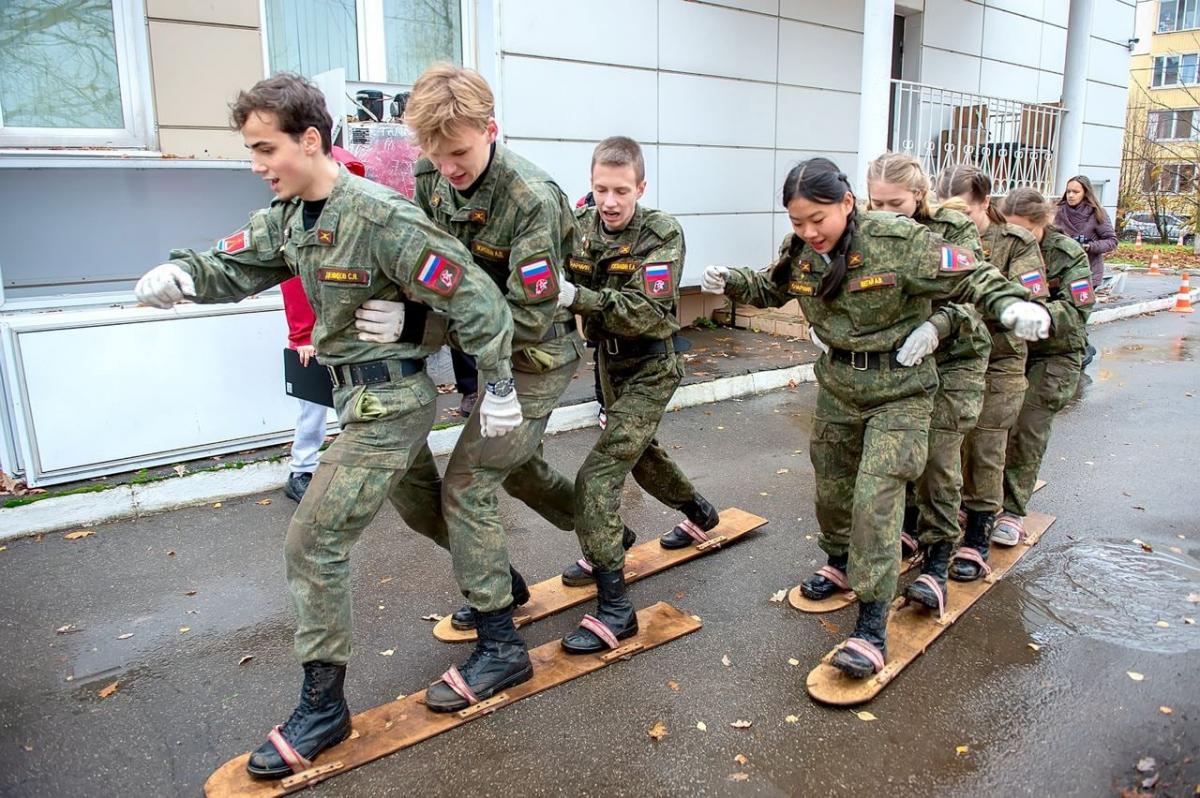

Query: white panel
[
  {"left": 504, "top": 139, "right": 661, "bottom": 210},
  {"left": 706, "top": 0, "right": 780, "bottom": 14},
  {"left": 657, "top": 146, "right": 776, "bottom": 215},
  {"left": 923, "top": 0, "right": 984, "bottom": 54},
  {"left": 920, "top": 47, "right": 982, "bottom": 94},
  {"left": 777, "top": 86, "right": 860, "bottom": 151},
  {"left": 501, "top": 57, "right": 657, "bottom": 142},
  {"left": 499, "top": 0, "right": 657, "bottom": 68},
  {"left": 1039, "top": 22, "right": 1067, "bottom": 73},
  {"left": 1087, "top": 37, "right": 1132, "bottom": 87},
  {"left": 1080, "top": 122, "right": 1125, "bottom": 171},
  {"left": 773, "top": 212, "right": 793, "bottom": 250},
  {"left": 1041, "top": 0, "right": 1069, "bottom": 27},
  {"left": 979, "top": 60, "right": 1041, "bottom": 102},
  {"left": 779, "top": 19, "right": 863, "bottom": 91},
  {"left": 659, "top": 0, "right": 779, "bottom": 82},
  {"left": 676, "top": 214, "right": 776, "bottom": 284},
  {"left": 1037, "top": 70, "right": 1064, "bottom": 103},
  {"left": 659, "top": 74, "right": 776, "bottom": 147},
  {"left": 779, "top": 0, "right": 864, "bottom": 30},
  {"left": 15, "top": 310, "right": 294, "bottom": 473},
  {"left": 981, "top": 8, "right": 1042, "bottom": 68},
  {"left": 985, "top": 0, "right": 1043, "bottom": 18},
  {"left": 774, "top": 149, "right": 858, "bottom": 193},
  {"left": 1091, "top": 0, "right": 1137, "bottom": 44},
  {"left": 1071, "top": 166, "right": 1120, "bottom": 207},
  {"left": 1084, "top": 80, "right": 1131, "bottom": 129}
]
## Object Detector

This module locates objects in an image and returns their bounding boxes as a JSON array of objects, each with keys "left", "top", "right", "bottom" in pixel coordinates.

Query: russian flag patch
[
  {"left": 519, "top": 257, "right": 556, "bottom": 300},
  {"left": 1019, "top": 269, "right": 1047, "bottom": 298},
  {"left": 939, "top": 245, "right": 975, "bottom": 272},
  {"left": 643, "top": 262, "right": 673, "bottom": 297},
  {"left": 415, "top": 250, "right": 463, "bottom": 297},
  {"left": 217, "top": 229, "right": 250, "bottom": 255},
  {"left": 1069, "top": 277, "right": 1092, "bottom": 306}
]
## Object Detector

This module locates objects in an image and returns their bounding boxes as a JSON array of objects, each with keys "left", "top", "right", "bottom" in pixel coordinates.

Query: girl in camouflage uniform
[{"left": 702, "top": 158, "right": 1048, "bottom": 679}]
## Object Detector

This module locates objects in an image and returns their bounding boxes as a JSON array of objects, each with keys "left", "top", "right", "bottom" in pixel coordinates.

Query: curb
[{"left": 1088, "top": 288, "right": 1197, "bottom": 324}]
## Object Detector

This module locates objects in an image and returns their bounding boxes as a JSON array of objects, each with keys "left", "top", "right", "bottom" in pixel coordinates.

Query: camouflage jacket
[
  {"left": 413, "top": 145, "right": 576, "bottom": 351},
  {"left": 1033, "top": 228, "right": 1094, "bottom": 357},
  {"left": 169, "top": 167, "right": 513, "bottom": 382},
  {"left": 920, "top": 205, "right": 990, "bottom": 363},
  {"left": 566, "top": 205, "right": 683, "bottom": 342},
  {"left": 725, "top": 211, "right": 1030, "bottom": 353},
  {"left": 980, "top": 221, "right": 1050, "bottom": 360}
]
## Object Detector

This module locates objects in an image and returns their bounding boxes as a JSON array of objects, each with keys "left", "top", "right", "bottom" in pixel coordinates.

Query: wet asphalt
[{"left": 1, "top": 309, "right": 1197, "bottom": 798}]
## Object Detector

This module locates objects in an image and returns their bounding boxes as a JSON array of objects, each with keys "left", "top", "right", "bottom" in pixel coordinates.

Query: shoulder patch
[
  {"left": 217, "top": 229, "right": 250, "bottom": 255},
  {"left": 415, "top": 250, "right": 464, "bottom": 297},
  {"left": 1018, "top": 269, "right": 1047, "bottom": 298},
  {"left": 848, "top": 272, "right": 898, "bottom": 292},
  {"left": 939, "top": 244, "right": 976, "bottom": 272},
  {"left": 518, "top": 256, "right": 558, "bottom": 300},
  {"left": 643, "top": 262, "right": 673, "bottom": 298},
  {"left": 1069, "top": 277, "right": 1093, "bottom": 306}
]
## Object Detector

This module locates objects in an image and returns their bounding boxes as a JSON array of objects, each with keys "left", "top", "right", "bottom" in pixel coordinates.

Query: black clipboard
[{"left": 283, "top": 348, "right": 335, "bottom": 408}]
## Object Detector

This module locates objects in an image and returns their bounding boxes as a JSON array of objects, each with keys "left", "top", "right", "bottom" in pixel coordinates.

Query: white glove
[
  {"left": 558, "top": 280, "right": 577, "bottom": 309},
  {"left": 134, "top": 264, "right": 195, "bottom": 308},
  {"left": 1000, "top": 301, "right": 1052, "bottom": 341},
  {"left": 896, "top": 321, "right": 940, "bottom": 367},
  {"left": 355, "top": 299, "right": 405, "bottom": 343},
  {"left": 478, "top": 389, "right": 523, "bottom": 438},
  {"left": 809, "top": 328, "right": 830, "bottom": 354},
  {"left": 701, "top": 265, "right": 729, "bottom": 294}
]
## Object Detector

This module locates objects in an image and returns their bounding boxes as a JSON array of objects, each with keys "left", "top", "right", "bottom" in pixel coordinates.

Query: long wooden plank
[
  {"left": 788, "top": 480, "right": 1047, "bottom": 614},
  {"left": 433, "top": 507, "right": 766, "bottom": 642},
  {"left": 205, "top": 602, "right": 701, "bottom": 797},
  {"left": 805, "top": 510, "right": 1055, "bottom": 706}
]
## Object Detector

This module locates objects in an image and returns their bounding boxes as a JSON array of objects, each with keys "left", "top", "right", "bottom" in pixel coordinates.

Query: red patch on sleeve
[
  {"left": 217, "top": 230, "right": 250, "bottom": 254},
  {"left": 643, "top": 262, "right": 674, "bottom": 298}
]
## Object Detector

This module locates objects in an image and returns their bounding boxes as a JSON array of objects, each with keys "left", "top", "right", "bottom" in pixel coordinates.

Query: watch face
[{"left": 488, "top": 378, "right": 515, "bottom": 397}]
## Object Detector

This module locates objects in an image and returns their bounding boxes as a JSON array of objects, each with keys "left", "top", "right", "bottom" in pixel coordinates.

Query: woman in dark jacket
[{"left": 1054, "top": 175, "right": 1117, "bottom": 289}]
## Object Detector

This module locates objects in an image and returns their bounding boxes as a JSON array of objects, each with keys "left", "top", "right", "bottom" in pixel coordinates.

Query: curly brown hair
[{"left": 230, "top": 73, "right": 333, "bottom": 154}]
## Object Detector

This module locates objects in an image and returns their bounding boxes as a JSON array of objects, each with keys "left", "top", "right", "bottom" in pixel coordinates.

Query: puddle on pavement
[
  {"left": 1018, "top": 540, "right": 1200, "bottom": 654},
  {"left": 1102, "top": 336, "right": 1193, "bottom": 362}
]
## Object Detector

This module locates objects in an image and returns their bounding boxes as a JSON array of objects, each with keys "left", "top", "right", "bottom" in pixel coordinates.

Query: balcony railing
[{"left": 889, "top": 80, "right": 1064, "bottom": 196}]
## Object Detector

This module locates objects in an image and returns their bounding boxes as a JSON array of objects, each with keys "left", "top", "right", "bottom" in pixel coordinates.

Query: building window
[
  {"left": 264, "top": 0, "right": 465, "bottom": 86},
  {"left": 0, "top": 0, "right": 154, "bottom": 148},
  {"left": 1149, "top": 108, "right": 1200, "bottom": 140},
  {"left": 1158, "top": 0, "right": 1200, "bottom": 32},
  {"left": 1152, "top": 53, "right": 1200, "bottom": 87},
  {"left": 1143, "top": 162, "right": 1198, "bottom": 193}
]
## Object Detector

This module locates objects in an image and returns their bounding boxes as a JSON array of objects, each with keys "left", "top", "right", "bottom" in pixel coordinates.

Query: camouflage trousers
[
  {"left": 1003, "top": 351, "right": 1083, "bottom": 516},
  {"left": 961, "top": 349, "right": 1027, "bottom": 514},
  {"left": 811, "top": 356, "right": 934, "bottom": 603},
  {"left": 443, "top": 353, "right": 580, "bottom": 613},
  {"left": 913, "top": 352, "right": 988, "bottom": 544},
  {"left": 575, "top": 350, "right": 697, "bottom": 572},
  {"left": 285, "top": 371, "right": 446, "bottom": 665}
]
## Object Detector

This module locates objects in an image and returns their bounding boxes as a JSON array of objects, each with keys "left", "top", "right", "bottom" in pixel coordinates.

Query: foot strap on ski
[
  {"left": 573, "top": 558, "right": 593, "bottom": 575},
  {"left": 901, "top": 531, "right": 918, "bottom": 552},
  {"left": 951, "top": 547, "right": 992, "bottom": 575},
  {"left": 678, "top": 519, "right": 710, "bottom": 543},
  {"left": 438, "top": 665, "right": 479, "bottom": 706},
  {"left": 839, "top": 637, "right": 885, "bottom": 674},
  {"left": 994, "top": 514, "right": 1024, "bottom": 542},
  {"left": 912, "top": 574, "right": 946, "bottom": 619},
  {"left": 578, "top": 614, "right": 620, "bottom": 649},
  {"left": 267, "top": 725, "right": 312, "bottom": 774},
  {"left": 815, "top": 565, "right": 849, "bottom": 590}
]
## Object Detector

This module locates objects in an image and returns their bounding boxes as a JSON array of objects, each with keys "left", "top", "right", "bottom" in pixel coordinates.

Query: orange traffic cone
[
  {"left": 1148, "top": 252, "right": 1163, "bottom": 275},
  {"left": 1170, "top": 272, "right": 1194, "bottom": 313},
  {"left": 1136, "top": 231, "right": 1144, "bottom": 248}
]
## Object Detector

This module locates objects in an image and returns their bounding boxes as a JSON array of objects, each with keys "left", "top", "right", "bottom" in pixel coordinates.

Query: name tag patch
[
  {"left": 217, "top": 230, "right": 250, "bottom": 255},
  {"left": 789, "top": 280, "right": 815, "bottom": 296},
  {"left": 519, "top": 257, "right": 557, "bottom": 300},
  {"left": 568, "top": 257, "right": 594, "bottom": 274},
  {"left": 471, "top": 241, "right": 510, "bottom": 262},
  {"left": 643, "top": 262, "right": 673, "bottom": 298},
  {"left": 939, "top": 245, "right": 975, "bottom": 272},
  {"left": 848, "top": 272, "right": 898, "bottom": 292},
  {"left": 607, "top": 259, "right": 638, "bottom": 274},
  {"left": 1069, "top": 277, "right": 1093, "bottom": 306},
  {"left": 1019, "top": 269, "right": 1047, "bottom": 298},
  {"left": 317, "top": 268, "right": 370, "bottom": 286},
  {"left": 415, "top": 250, "right": 463, "bottom": 296}
]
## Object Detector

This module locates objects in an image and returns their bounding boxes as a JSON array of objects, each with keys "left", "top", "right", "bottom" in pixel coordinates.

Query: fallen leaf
[
  {"left": 785, "top": 715, "right": 799, "bottom": 723},
  {"left": 1143, "top": 773, "right": 1160, "bottom": 790},
  {"left": 1132, "top": 505, "right": 1146, "bottom": 511},
  {"left": 819, "top": 618, "right": 840, "bottom": 635},
  {"left": 721, "top": 655, "right": 732, "bottom": 667},
  {"left": 674, "top": 591, "right": 686, "bottom": 600},
  {"left": 759, "top": 491, "right": 769, "bottom": 497},
  {"left": 787, "top": 658, "right": 800, "bottom": 666},
  {"left": 730, "top": 720, "right": 752, "bottom": 729},
  {"left": 116, "top": 633, "right": 133, "bottom": 640},
  {"left": 55, "top": 624, "right": 77, "bottom": 634},
  {"left": 1156, "top": 620, "right": 1170, "bottom": 628},
  {"left": 238, "top": 655, "right": 254, "bottom": 666},
  {"left": 776, "top": 468, "right": 789, "bottom": 475},
  {"left": 696, "top": 721, "right": 707, "bottom": 732},
  {"left": 854, "top": 711, "right": 877, "bottom": 722},
  {"left": 166, "top": 550, "right": 176, "bottom": 557},
  {"left": 1185, "top": 617, "right": 1196, "bottom": 625},
  {"left": 1127, "top": 671, "right": 1145, "bottom": 682},
  {"left": 1137, "top": 757, "right": 1157, "bottom": 773},
  {"left": 734, "top": 753, "right": 748, "bottom": 765},
  {"left": 98, "top": 681, "right": 119, "bottom": 699},
  {"left": 179, "top": 626, "right": 190, "bottom": 634},
  {"left": 0, "top": 546, "right": 7, "bottom": 553},
  {"left": 648, "top": 721, "right": 668, "bottom": 741},
  {"left": 63, "top": 529, "right": 94, "bottom": 541},
  {"left": 727, "top": 773, "right": 750, "bottom": 782},
  {"left": 1170, "top": 546, "right": 1184, "bottom": 555},
  {"left": 1160, "top": 706, "right": 1174, "bottom": 715},
  {"left": 955, "top": 745, "right": 969, "bottom": 755},
  {"left": 1187, "top": 593, "right": 1200, "bottom": 603},
  {"left": 379, "top": 648, "right": 395, "bottom": 656},
  {"left": 769, "top": 589, "right": 787, "bottom": 603},
  {"left": 667, "top": 680, "right": 679, "bottom": 691},
  {"left": 420, "top": 614, "right": 444, "bottom": 622},
  {"left": 184, "top": 590, "right": 197, "bottom": 596},
  {"left": 173, "top": 465, "right": 186, "bottom": 477},
  {"left": 395, "top": 693, "right": 407, "bottom": 701},
  {"left": 211, "top": 502, "right": 222, "bottom": 509},
  {"left": 717, "top": 426, "right": 725, "bottom": 430},
  {"left": 379, "top": 576, "right": 394, "bottom": 584},
  {"left": 1028, "top": 643, "right": 1042, "bottom": 651},
  {"left": 256, "top": 499, "right": 272, "bottom": 506},
  {"left": 21, "top": 744, "right": 32, "bottom": 752}
]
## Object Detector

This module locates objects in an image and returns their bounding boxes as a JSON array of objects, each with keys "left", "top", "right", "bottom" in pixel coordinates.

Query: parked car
[{"left": 1121, "top": 211, "right": 1194, "bottom": 243}]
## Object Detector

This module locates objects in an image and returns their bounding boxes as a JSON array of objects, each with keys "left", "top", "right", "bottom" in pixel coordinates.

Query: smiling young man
[
  {"left": 132, "top": 73, "right": 520, "bottom": 779},
  {"left": 553, "top": 136, "right": 720, "bottom": 654}
]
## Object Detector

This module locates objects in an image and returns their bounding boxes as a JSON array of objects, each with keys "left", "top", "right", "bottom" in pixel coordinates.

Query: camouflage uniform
[
  {"left": 1003, "top": 230, "right": 1094, "bottom": 516},
  {"left": 564, "top": 205, "right": 698, "bottom": 571},
  {"left": 960, "top": 223, "right": 1049, "bottom": 514},
  {"left": 911, "top": 207, "right": 993, "bottom": 544},
  {"left": 724, "top": 211, "right": 1030, "bottom": 603},
  {"left": 413, "top": 145, "right": 584, "bottom": 612},
  {"left": 168, "top": 168, "right": 513, "bottom": 664}
]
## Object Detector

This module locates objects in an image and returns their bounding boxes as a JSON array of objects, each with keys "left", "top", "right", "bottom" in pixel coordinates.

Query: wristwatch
[{"left": 486, "top": 377, "right": 516, "bottom": 398}]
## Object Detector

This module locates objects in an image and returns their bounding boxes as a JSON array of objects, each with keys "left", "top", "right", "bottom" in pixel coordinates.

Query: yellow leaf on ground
[
  {"left": 785, "top": 715, "right": 799, "bottom": 723},
  {"left": 256, "top": 499, "right": 271, "bottom": 506},
  {"left": 1185, "top": 617, "right": 1196, "bottom": 625},
  {"left": 955, "top": 745, "right": 969, "bottom": 755},
  {"left": 379, "top": 648, "right": 395, "bottom": 656},
  {"left": 1156, "top": 620, "right": 1170, "bottom": 628},
  {"left": 770, "top": 589, "right": 787, "bottom": 603},
  {"left": 819, "top": 619, "right": 840, "bottom": 635},
  {"left": 721, "top": 655, "right": 732, "bottom": 667},
  {"left": 696, "top": 721, "right": 707, "bottom": 732},
  {"left": 759, "top": 492, "right": 769, "bottom": 497},
  {"left": 173, "top": 465, "right": 186, "bottom": 477},
  {"left": 179, "top": 627, "right": 190, "bottom": 634},
  {"left": 98, "top": 681, "right": 119, "bottom": 699},
  {"left": 116, "top": 633, "right": 133, "bottom": 640},
  {"left": 787, "top": 658, "right": 800, "bottom": 666},
  {"left": 238, "top": 655, "right": 254, "bottom": 666},
  {"left": 1160, "top": 706, "right": 1174, "bottom": 715},
  {"left": 1127, "top": 671, "right": 1145, "bottom": 681},
  {"left": 1028, "top": 643, "right": 1042, "bottom": 651},
  {"left": 854, "top": 711, "right": 877, "bottom": 722},
  {"left": 667, "top": 680, "right": 680, "bottom": 691},
  {"left": 648, "top": 721, "right": 668, "bottom": 741},
  {"left": 776, "top": 468, "right": 789, "bottom": 475},
  {"left": 0, "top": 545, "right": 7, "bottom": 553},
  {"left": 212, "top": 503, "right": 222, "bottom": 509},
  {"left": 727, "top": 773, "right": 750, "bottom": 782},
  {"left": 379, "top": 576, "right": 394, "bottom": 585},
  {"left": 731, "top": 720, "right": 752, "bottom": 729},
  {"left": 63, "top": 529, "right": 94, "bottom": 541},
  {"left": 734, "top": 754, "right": 748, "bottom": 765}
]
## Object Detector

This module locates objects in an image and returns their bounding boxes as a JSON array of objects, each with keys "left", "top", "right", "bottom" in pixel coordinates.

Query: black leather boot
[
  {"left": 799, "top": 552, "right": 850, "bottom": 601},
  {"left": 450, "top": 566, "right": 530, "bottom": 631},
  {"left": 906, "top": 540, "right": 955, "bottom": 614},
  {"left": 561, "top": 569, "right": 639, "bottom": 654},
  {"left": 949, "top": 509, "right": 993, "bottom": 582},
  {"left": 425, "top": 606, "right": 532, "bottom": 713},
  {"left": 246, "top": 661, "right": 352, "bottom": 779},
  {"left": 830, "top": 600, "right": 889, "bottom": 679},
  {"left": 560, "top": 526, "right": 636, "bottom": 587},
  {"left": 901, "top": 505, "right": 920, "bottom": 559},
  {"left": 659, "top": 494, "right": 721, "bottom": 549}
]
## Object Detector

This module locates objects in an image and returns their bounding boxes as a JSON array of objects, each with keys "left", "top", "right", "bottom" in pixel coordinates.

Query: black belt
[
  {"left": 327, "top": 357, "right": 424, "bottom": 388},
  {"left": 829, "top": 348, "right": 902, "bottom": 370},
  {"left": 597, "top": 333, "right": 692, "bottom": 358},
  {"left": 540, "top": 320, "right": 576, "bottom": 342}
]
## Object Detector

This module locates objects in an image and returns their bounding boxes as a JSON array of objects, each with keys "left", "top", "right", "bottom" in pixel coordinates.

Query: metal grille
[{"left": 889, "top": 80, "right": 1063, "bottom": 195}]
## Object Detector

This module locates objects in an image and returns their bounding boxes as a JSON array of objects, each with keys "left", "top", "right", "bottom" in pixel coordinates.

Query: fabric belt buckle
[
  {"left": 327, "top": 365, "right": 342, "bottom": 389},
  {"left": 851, "top": 351, "right": 870, "bottom": 371},
  {"left": 603, "top": 339, "right": 621, "bottom": 356}
]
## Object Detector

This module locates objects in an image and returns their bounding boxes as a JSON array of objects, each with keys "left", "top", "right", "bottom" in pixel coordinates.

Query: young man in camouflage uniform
[
  {"left": 554, "top": 137, "right": 720, "bottom": 653},
  {"left": 133, "top": 74, "right": 520, "bottom": 778}
]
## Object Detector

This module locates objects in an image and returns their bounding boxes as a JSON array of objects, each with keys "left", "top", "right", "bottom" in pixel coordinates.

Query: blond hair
[
  {"left": 404, "top": 63, "right": 494, "bottom": 151},
  {"left": 866, "top": 152, "right": 935, "bottom": 219}
]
